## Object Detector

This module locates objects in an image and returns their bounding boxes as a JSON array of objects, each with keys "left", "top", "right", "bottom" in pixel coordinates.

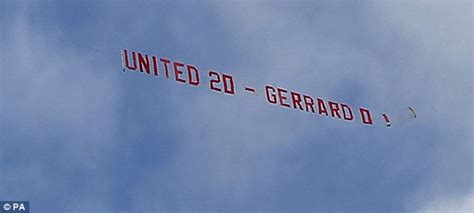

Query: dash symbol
[{"left": 244, "top": 87, "right": 256, "bottom": 93}]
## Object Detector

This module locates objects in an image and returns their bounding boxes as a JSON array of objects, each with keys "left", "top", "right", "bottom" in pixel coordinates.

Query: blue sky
[{"left": 0, "top": 1, "right": 472, "bottom": 212}]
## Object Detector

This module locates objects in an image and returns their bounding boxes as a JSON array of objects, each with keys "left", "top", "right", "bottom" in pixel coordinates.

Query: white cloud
[
  {"left": 416, "top": 193, "right": 473, "bottom": 213},
  {"left": 0, "top": 4, "right": 120, "bottom": 210},
  {"left": 369, "top": 1, "right": 473, "bottom": 212},
  {"left": 1, "top": 1, "right": 471, "bottom": 212}
]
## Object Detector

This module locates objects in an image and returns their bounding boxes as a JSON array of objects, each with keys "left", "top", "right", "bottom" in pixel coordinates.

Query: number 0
[{"left": 222, "top": 74, "right": 235, "bottom": 95}]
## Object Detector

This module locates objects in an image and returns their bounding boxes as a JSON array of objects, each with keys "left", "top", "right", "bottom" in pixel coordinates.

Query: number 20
[{"left": 209, "top": 71, "right": 235, "bottom": 95}]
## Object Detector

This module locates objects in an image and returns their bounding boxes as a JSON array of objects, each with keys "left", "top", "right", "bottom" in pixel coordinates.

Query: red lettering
[
  {"left": 277, "top": 88, "right": 290, "bottom": 108},
  {"left": 152, "top": 56, "right": 159, "bottom": 76},
  {"left": 138, "top": 53, "right": 150, "bottom": 74},
  {"left": 265, "top": 85, "right": 277, "bottom": 104},
  {"left": 317, "top": 98, "right": 328, "bottom": 116},
  {"left": 173, "top": 61, "right": 186, "bottom": 84},
  {"left": 187, "top": 65, "right": 200, "bottom": 86},
  {"left": 209, "top": 71, "right": 221, "bottom": 92},
  {"left": 303, "top": 95, "right": 315, "bottom": 113},
  {"left": 382, "top": 113, "right": 391, "bottom": 127},
  {"left": 123, "top": 49, "right": 137, "bottom": 70},
  {"left": 222, "top": 74, "right": 235, "bottom": 95},
  {"left": 328, "top": 101, "right": 342, "bottom": 119},
  {"left": 359, "top": 107, "right": 373, "bottom": 125},
  {"left": 160, "top": 58, "right": 171, "bottom": 79},
  {"left": 291, "top": 92, "right": 303, "bottom": 110},
  {"left": 341, "top": 103, "right": 354, "bottom": 121}
]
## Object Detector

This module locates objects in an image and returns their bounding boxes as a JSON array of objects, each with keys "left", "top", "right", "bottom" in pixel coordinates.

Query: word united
[{"left": 122, "top": 49, "right": 391, "bottom": 127}]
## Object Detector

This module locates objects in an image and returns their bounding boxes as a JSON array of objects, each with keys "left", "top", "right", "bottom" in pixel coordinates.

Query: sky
[{"left": 0, "top": 1, "right": 472, "bottom": 212}]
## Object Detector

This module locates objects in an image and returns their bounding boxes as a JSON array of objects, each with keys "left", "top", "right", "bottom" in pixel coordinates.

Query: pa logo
[{"left": 0, "top": 201, "right": 29, "bottom": 213}]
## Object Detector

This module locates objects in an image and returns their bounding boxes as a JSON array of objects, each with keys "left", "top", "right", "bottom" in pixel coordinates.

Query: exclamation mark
[{"left": 382, "top": 113, "right": 391, "bottom": 127}]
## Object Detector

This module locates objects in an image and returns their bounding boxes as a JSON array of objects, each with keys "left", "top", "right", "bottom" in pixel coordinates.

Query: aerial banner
[{"left": 121, "top": 49, "right": 416, "bottom": 128}]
